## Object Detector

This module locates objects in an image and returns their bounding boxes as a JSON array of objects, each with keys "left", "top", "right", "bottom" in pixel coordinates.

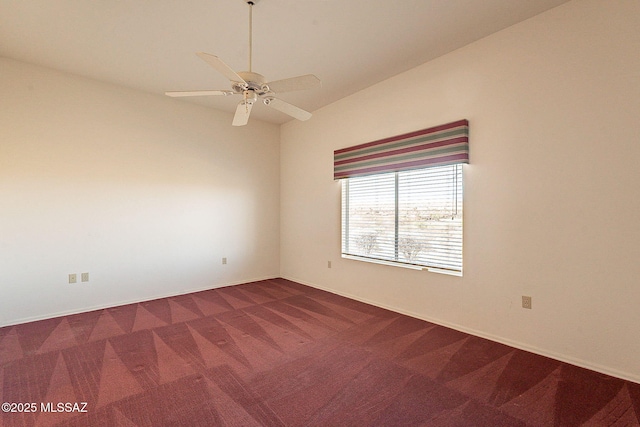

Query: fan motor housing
[{"left": 234, "top": 71, "right": 270, "bottom": 95}]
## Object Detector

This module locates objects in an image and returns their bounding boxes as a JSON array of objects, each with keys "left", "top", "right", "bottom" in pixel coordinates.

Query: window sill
[{"left": 341, "top": 254, "right": 463, "bottom": 277}]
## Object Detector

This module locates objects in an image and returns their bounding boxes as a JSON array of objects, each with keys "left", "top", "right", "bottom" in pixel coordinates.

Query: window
[
  {"left": 341, "top": 163, "right": 463, "bottom": 273},
  {"left": 335, "top": 119, "right": 468, "bottom": 274}
]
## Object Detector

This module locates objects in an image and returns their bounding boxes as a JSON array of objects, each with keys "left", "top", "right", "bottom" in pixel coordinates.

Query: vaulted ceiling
[{"left": 0, "top": 0, "right": 570, "bottom": 124}]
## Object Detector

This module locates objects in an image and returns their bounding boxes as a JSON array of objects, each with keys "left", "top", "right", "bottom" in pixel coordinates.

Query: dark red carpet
[{"left": 1, "top": 278, "right": 638, "bottom": 426}]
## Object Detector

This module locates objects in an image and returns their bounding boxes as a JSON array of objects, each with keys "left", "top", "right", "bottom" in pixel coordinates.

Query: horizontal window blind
[{"left": 342, "top": 164, "right": 463, "bottom": 272}]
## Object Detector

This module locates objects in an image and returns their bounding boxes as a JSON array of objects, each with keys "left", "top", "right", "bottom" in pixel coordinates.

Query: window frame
[{"left": 340, "top": 164, "right": 464, "bottom": 276}]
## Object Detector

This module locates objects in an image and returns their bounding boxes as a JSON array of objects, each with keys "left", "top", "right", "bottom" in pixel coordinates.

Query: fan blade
[
  {"left": 232, "top": 100, "right": 254, "bottom": 126},
  {"left": 263, "top": 97, "right": 312, "bottom": 121},
  {"left": 196, "top": 52, "right": 246, "bottom": 84},
  {"left": 165, "top": 90, "right": 234, "bottom": 97},
  {"left": 266, "top": 74, "right": 320, "bottom": 93}
]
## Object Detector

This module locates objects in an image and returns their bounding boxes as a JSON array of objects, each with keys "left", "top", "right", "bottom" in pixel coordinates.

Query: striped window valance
[{"left": 334, "top": 119, "right": 469, "bottom": 180}]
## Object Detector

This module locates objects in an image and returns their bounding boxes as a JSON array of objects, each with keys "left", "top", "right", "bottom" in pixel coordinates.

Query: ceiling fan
[{"left": 165, "top": 0, "right": 321, "bottom": 126}]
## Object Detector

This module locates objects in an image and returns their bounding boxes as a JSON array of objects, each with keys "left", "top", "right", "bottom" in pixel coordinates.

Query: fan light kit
[{"left": 166, "top": 0, "right": 321, "bottom": 126}]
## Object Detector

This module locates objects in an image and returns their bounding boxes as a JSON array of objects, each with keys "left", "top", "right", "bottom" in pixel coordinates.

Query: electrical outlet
[
  {"left": 69, "top": 274, "right": 77, "bottom": 284},
  {"left": 522, "top": 296, "right": 532, "bottom": 309},
  {"left": 328, "top": 261, "right": 332, "bottom": 268},
  {"left": 81, "top": 272, "right": 89, "bottom": 282},
  {"left": 222, "top": 257, "right": 227, "bottom": 265}
]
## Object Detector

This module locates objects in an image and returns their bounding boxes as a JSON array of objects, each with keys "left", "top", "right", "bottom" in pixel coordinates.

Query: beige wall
[
  {"left": 280, "top": 0, "right": 640, "bottom": 382},
  {"left": 0, "top": 58, "right": 281, "bottom": 325}
]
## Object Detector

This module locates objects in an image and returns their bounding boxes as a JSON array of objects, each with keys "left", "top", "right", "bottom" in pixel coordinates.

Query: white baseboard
[
  {"left": 1, "top": 276, "right": 278, "bottom": 329},
  {"left": 283, "top": 275, "right": 640, "bottom": 385}
]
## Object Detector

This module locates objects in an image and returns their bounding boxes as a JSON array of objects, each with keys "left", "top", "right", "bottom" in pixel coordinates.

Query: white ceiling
[{"left": 0, "top": 0, "right": 570, "bottom": 125}]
